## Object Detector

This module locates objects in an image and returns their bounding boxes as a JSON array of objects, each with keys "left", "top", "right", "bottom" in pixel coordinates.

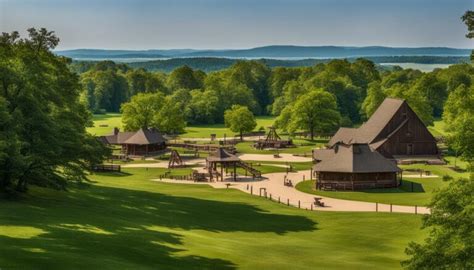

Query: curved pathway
[{"left": 154, "top": 170, "right": 429, "bottom": 214}]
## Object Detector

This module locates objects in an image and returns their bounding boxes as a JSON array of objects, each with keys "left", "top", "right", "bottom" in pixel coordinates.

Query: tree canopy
[
  {"left": 276, "top": 89, "right": 341, "bottom": 140},
  {"left": 0, "top": 28, "right": 109, "bottom": 193},
  {"left": 224, "top": 105, "right": 257, "bottom": 140},
  {"left": 402, "top": 176, "right": 474, "bottom": 269}
]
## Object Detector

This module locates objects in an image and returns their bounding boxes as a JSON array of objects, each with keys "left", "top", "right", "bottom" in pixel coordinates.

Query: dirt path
[{"left": 152, "top": 170, "right": 429, "bottom": 214}]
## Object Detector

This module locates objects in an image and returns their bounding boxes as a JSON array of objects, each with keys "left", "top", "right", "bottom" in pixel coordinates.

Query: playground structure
[
  {"left": 254, "top": 127, "right": 293, "bottom": 149},
  {"left": 168, "top": 150, "right": 185, "bottom": 168},
  {"left": 206, "top": 148, "right": 262, "bottom": 181}
]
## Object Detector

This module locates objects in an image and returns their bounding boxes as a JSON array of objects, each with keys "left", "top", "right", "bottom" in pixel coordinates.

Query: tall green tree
[
  {"left": 462, "top": 10, "right": 474, "bottom": 61},
  {"left": 0, "top": 28, "right": 109, "bottom": 193},
  {"left": 224, "top": 105, "right": 257, "bottom": 140},
  {"left": 121, "top": 92, "right": 165, "bottom": 130},
  {"left": 277, "top": 89, "right": 341, "bottom": 140},
  {"left": 361, "top": 81, "right": 386, "bottom": 119},
  {"left": 402, "top": 176, "right": 474, "bottom": 269},
  {"left": 443, "top": 84, "right": 474, "bottom": 163}
]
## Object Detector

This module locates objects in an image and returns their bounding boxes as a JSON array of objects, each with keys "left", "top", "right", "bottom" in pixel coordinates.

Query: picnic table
[{"left": 314, "top": 197, "right": 325, "bottom": 207}]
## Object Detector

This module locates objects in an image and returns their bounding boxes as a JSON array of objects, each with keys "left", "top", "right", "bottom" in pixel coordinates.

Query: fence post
[
  {"left": 250, "top": 186, "right": 253, "bottom": 195},
  {"left": 415, "top": 205, "right": 417, "bottom": 215},
  {"left": 278, "top": 196, "right": 280, "bottom": 203},
  {"left": 269, "top": 194, "right": 272, "bottom": 200},
  {"left": 376, "top": 202, "right": 378, "bottom": 212},
  {"left": 246, "top": 184, "right": 249, "bottom": 190},
  {"left": 298, "top": 200, "right": 300, "bottom": 208},
  {"left": 287, "top": 199, "right": 289, "bottom": 206},
  {"left": 390, "top": 204, "right": 392, "bottom": 213},
  {"left": 311, "top": 203, "right": 313, "bottom": 211}
]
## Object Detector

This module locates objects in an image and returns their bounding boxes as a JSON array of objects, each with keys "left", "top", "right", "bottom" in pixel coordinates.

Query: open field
[
  {"left": 0, "top": 167, "right": 425, "bottom": 269},
  {"left": 296, "top": 159, "right": 470, "bottom": 206},
  {"left": 87, "top": 114, "right": 123, "bottom": 136}
]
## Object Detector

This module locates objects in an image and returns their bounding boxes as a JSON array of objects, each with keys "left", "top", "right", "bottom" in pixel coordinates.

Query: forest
[{"left": 75, "top": 58, "right": 472, "bottom": 127}]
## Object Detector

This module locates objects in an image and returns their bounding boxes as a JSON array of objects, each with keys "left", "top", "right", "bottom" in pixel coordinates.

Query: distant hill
[{"left": 56, "top": 45, "right": 471, "bottom": 60}]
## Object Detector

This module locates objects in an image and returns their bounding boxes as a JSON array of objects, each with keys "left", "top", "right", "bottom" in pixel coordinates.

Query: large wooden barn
[
  {"left": 313, "top": 143, "right": 402, "bottom": 190},
  {"left": 328, "top": 98, "right": 438, "bottom": 158},
  {"left": 100, "top": 128, "right": 166, "bottom": 156}
]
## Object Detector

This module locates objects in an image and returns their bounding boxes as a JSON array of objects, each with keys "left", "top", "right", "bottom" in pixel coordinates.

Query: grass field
[
  {"left": 88, "top": 114, "right": 277, "bottom": 138},
  {"left": 0, "top": 167, "right": 426, "bottom": 269},
  {"left": 296, "top": 160, "right": 470, "bottom": 206},
  {"left": 87, "top": 114, "right": 123, "bottom": 136}
]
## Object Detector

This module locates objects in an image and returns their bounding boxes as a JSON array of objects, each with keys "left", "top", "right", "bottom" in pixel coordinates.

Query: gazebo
[{"left": 206, "top": 148, "right": 241, "bottom": 181}]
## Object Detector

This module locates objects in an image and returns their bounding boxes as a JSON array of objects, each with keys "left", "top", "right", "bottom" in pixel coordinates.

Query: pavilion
[
  {"left": 100, "top": 127, "right": 166, "bottom": 156},
  {"left": 312, "top": 143, "right": 402, "bottom": 190},
  {"left": 206, "top": 148, "right": 262, "bottom": 181}
]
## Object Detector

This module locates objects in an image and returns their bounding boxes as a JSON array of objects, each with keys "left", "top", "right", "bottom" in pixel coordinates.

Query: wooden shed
[
  {"left": 313, "top": 143, "right": 402, "bottom": 190},
  {"left": 328, "top": 98, "right": 438, "bottom": 158}
]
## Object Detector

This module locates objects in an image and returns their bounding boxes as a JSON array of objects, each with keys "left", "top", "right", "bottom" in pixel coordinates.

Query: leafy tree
[
  {"left": 462, "top": 10, "right": 474, "bottom": 61},
  {"left": 443, "top": 84, "right": 474, "bottom": 163},
  {"left": 361, "top": 81, "right": 386, "bottom": 119},
  {"left": 277, "top": 89, "right": 341, "bottom": 140},
  {"left": 186, "top": 89, "right": 219, "bottom": 124},
  {"left": 224, "top": 105, "right": 257, "bottom": 140},
  {"left": 121, "top": 92, "right": 165, "bottom": 130},
  {"left": 0, "top": 28, "right": 109, "bottom": 193},
  {"left": 402, "top": 177, "right": 474, "bottom": 269},
  {"left": 155, "top": 96, "right": 186, "bottom": 134},
  {"left": 167, "top": 65, "right": 204, "bottom": 91}
]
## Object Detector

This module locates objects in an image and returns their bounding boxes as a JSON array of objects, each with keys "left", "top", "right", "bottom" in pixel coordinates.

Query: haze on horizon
[{"left": 1, "top": 0, "right": 473, "bottom": 50}]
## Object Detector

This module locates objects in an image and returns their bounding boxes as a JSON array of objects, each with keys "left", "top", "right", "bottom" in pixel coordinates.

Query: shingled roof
[
  {"left": 328, "top": 98, "right": 405, "bottom": 146},
  {"left": 313, "top": 143, "right": 401, "bottom": 173},
  {"left": 100, "top": 128, "right": 165, "bottom": 145},
  {"left": 206, "top": 148, "right": 241, "bottom": 162}
]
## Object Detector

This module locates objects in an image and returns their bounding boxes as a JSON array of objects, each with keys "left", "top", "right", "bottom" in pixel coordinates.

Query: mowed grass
[
  {"left": 183, "top": 116, "right": 276, "bottom": 138},
  {"left": 87, "top": 113, "right": 123, "bottom": 136},
  {"left": 0, "top": 168, "right": 426, "bottom": 270},
  {"left": 87, "top": 114, "right": 276, "bottom": 138},
  {"left": 296, "top": 159, "right": 470, "bottom": 206}
]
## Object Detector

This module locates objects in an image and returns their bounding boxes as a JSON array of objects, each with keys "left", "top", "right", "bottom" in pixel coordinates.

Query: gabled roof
[
  {"left": 124, "top": 128, "right": 165, "bottom": 145},
  {"left": 313, "top": 143, "right": 401, "bottom": 173},
  {"left": 206, "top": 148, "right": 241, "bottom": 162},
  {"left": 328, "top": 98, "right": 405, "bottom": 147},
  {"left": 100, "top": 128, "right": 165, "bottom": 145}
]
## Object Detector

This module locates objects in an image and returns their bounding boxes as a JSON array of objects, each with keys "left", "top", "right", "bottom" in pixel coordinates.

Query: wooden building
[
  {"left": 328, "top": 98, "right": 438, "bottom": 158},
  {"left": 100, "top": 128, "right": 166, "bottom": 156},
  {"left": 206, "top": 148, "right": 262, "bottom": 181},
  {"left": 313, "top": 143, "right": 402, "bottom": 190}
]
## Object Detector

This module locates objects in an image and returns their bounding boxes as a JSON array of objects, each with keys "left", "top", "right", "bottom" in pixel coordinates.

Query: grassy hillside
[{"left": 0, "top": 168, "right": 426, "bottom": 269}]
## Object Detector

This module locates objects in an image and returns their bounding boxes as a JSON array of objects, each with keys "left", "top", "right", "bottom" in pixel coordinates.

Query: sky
[{"left": 1, "top": 0, "right": 473, "bottom": 50}]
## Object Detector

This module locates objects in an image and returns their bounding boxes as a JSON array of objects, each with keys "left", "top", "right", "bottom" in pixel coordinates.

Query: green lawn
[
  {"left": 296, "top": 161, "right": 470, "bottom": 206},
  {"left": 182, "top": 116, "right": 276, "bottom": 138},
  {"left": 0, "top": 168, "right": 425, "bottom": 269},
  {"left": 87, "top": 113, "right": 123, "bottom": 136}
]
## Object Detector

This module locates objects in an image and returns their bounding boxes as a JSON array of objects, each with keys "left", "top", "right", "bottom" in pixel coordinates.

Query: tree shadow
[
  {"left": 360, "top": 180, "right": 425, "bottom": 194},
  {"left": 0, "top": 182, "right": 317, "bottom": 269}
]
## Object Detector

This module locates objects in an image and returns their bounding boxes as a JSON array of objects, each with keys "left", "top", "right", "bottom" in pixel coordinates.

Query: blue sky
[{"left": 1, "top": 0, "right": 473, "bottom": 50}]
